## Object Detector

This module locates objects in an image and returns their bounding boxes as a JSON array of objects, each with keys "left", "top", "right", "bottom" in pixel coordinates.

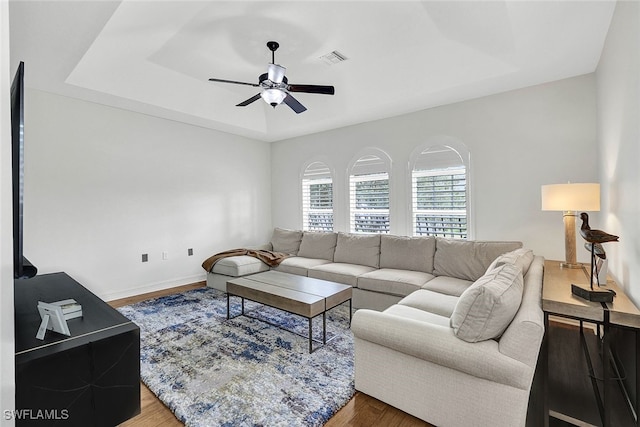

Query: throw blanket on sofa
[{"left": 202, "top": 248, "right": 290, "bottom": 273}]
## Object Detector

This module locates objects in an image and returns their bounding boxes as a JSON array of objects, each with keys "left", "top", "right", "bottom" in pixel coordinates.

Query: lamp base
[
  {"left": 560, "top": 262, "right": 583, "bottom": 269},
  {"left": 571, "top": 284, "right": 615, "bottom": 303}
]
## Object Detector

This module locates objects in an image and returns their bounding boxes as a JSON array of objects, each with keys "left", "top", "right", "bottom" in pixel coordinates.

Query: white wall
[
  {"left": 596, "top": 1, "right": 640, "bottom": 305},
  {"left": 271, "top": 74, "right": 599, "bottom": 262},
  {"left": 1, "top": 1, "right": 16, "bottom": 423},
  {"left": 23, "top": 89, "right": 272, "bottom": 301}
]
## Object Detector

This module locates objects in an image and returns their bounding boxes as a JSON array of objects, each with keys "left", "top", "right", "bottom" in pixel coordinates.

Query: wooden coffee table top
[{"left": 227, "top": 271, "right": 352, "bottom": 318}]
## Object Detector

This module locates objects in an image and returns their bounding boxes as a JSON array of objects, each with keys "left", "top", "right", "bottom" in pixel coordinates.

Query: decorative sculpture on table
[
  {"left": 570, "top": 212, "right": 619, "bottom": 302},
  {"left": 584, "top": 242, "right": 607, "bottom": 286}
]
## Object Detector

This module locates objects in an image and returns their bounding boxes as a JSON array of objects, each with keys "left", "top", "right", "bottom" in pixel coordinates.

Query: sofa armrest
[{"left": 351, "top": 309, "right": 532, "bottom": 390}]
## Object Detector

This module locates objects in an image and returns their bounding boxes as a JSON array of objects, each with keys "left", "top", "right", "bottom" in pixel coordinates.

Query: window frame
[
  {"left": 301, "top": 160, "right": 334, "bottom": 232},
  {"left": 408, "top": 140, "right": 472, "bottom": 239},
  {"left": 347, "top": 148, "right": 392, "bottom": 234}
]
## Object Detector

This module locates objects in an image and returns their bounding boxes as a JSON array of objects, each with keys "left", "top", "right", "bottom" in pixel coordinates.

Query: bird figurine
[
  {"left": 580, "top": 213, "right": 619, "bottom": 244},
  {"left": 584, "top": 242, "right": 606, "bottom": 259}
]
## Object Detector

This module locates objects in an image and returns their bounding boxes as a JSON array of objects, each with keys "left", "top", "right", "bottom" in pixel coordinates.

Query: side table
[{"left": 542, "top": 260, "right": 640, "bottom": 427}]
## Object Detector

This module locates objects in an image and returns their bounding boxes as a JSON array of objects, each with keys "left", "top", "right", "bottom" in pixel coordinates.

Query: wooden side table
[{"left": 542, "top": 260, "right": 640, "bottom": 427}]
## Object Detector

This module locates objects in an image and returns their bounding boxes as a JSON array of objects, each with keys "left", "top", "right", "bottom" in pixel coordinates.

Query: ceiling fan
[{"left": 208, "top": 41, "right": 335, "bottom": 114}]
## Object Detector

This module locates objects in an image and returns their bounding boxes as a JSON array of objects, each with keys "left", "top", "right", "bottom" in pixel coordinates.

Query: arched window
[
  {"left": 410, "top": 143, "right": 469, "bottom": 238},
  {"left": 301, "top": 161, "right": 333, "bottom": 231},
  {"left": 349, "top": 150, "right": 391, "bottom": 234}
]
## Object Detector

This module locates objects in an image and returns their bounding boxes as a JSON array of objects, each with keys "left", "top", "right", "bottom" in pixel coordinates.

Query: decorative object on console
[
  {"left": 584, "top": 242, "right": 608, "bottom": 286},
  {"left": 541, "top": 182, "right": 600, "bottom": 269},
  {"left": 36, "top": 301, "right": 70, "bottom": 339},
  {"left": 570, "top": 212, "right": 619, "bottom": 302},
  {"left": 35, "top": 299, "right": 83, "bottom": 340},
  {"left": 579, "top": 212, "right": 619, "bottom": 244}
]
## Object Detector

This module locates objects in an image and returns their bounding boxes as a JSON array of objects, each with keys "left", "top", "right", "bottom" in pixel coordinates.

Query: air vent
[{"left": 320, "top": 50, "right": 348, "bottom": 65}]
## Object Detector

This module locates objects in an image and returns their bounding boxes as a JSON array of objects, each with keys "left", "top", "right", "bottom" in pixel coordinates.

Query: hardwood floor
[{"left": 109, "top": 283, "right": 433, "bottom": 427}]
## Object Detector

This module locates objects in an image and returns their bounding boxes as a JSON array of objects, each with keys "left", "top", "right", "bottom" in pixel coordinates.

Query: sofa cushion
[
  {"left": 297, "top": 232, "right": 337, "bottom": 261},
  {"left": 357, "top": 269, "right": 435, "bottom": 297},
  {"left": 450, "top": 263, "right": 524, "bottom": 343},
  {"left": 433, "top": 238, "right": 523, "bottom": 281},
  {"left": 379, "top": 235, "right": 436, "bottom": 273},
  {"left": 398, "top": 289, "right": 459, "bottom": 318},
  {"left": 270, "top": 228, "right": 303, "bottom": 255},
  {"left": 211, "top": 255, "right": 270, "bottom": 277},
  {"left": 383, "top": 304, "right": 451, "bottom": 328},
  {"left": 486, "top": 248, "right": 534, "bottom": 276},
  {"left": 333, "top": 233, "right": 381, "bottom": 268},
  {"left": 308, "top": 263, "right": 376, "bottom": 287},
  {"left": 421, "top": 276, "right": 473, "bottom": 297},
  {"left": 273, "top": 256, "right": 332, "bottom": 276}
]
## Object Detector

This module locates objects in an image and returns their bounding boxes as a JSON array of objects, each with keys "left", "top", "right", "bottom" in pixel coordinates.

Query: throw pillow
[
  {"left": 297, "top": 232, "right": 338, "bottom": 261},
  {"left": 486, "top": 248, "right": 534, "bottom": 276},
  {"left": 270, "top": 228, "right": 303, "bottom": 255},
  {"left": 450, "top": 263, "right": 524, "bottom": 343},
  {"left": 333, "top": 233, "right": 381, "bottom": 268}
]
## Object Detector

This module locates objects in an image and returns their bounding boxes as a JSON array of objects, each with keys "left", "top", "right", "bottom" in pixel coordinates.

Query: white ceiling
[{"left": 9, "top": 0, "right": 616, "bottom": 142}]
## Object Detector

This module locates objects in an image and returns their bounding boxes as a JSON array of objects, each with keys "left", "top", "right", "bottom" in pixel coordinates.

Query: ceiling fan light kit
[
  {"left": 208, "top": 41, "right": 335, "bottom": 114},
  {"left": 262, "top": 88, "right": 287, "bottom": 107}
]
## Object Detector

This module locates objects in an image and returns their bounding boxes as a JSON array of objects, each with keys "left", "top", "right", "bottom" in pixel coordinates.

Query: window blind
[
  {"left": 412, "top": 168, "right": 467, "bottom": 238},
  {"left": 350, "top": 173, "right": 390, "bottom": 234},
  {"left": 302, "top": 161, "right": 334, "bottom": 231}
]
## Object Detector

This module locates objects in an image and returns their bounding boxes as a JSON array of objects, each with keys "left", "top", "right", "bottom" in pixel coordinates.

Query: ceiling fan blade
[
  {"left": 209, "top": 78, "right": 260, "bottom": 87},
  {"left": 236, "top": 94, "right": 262, "bottom": 107},
  {"left": 268, "top": 64, "right": 286, "bottom": 84},
  {"left": 288, "top": 84, "right": 335, "bottom": 95},
  {"left": 283, "top": 93, "right": 307, "bottom": 114}
]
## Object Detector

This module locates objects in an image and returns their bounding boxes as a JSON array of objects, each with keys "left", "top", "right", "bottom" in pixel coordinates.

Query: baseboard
[{"left": 103, "top": 273, "right": 206, "bottom": 302}]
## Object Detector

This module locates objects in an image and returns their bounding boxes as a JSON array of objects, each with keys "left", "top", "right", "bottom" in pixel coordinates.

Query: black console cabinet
[{"left": 14, "top": 272, "right": 140, "bottom": 426}]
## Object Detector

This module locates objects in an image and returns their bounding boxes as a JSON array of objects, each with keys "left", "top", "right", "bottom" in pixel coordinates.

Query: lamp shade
[{"left": 541, "top": 183, "right": 600, "bottom": 211}]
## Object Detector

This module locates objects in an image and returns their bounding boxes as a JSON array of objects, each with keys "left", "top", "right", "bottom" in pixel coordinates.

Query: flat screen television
[{"left": 11, "top": 61, "right": 37, "bottom": 279}]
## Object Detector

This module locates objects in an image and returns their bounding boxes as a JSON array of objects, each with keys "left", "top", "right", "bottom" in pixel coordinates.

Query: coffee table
[{"left": 226, "top": 271, "right": 352, "bottom": 353}]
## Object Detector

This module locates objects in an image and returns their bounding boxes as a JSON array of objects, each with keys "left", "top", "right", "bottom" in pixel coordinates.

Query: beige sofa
[
  {"left": 207, "top": 228, "right": 527, "bottom": 308},
  {"left": 205, "top": 228, "right": 544, "bottom": 426}
]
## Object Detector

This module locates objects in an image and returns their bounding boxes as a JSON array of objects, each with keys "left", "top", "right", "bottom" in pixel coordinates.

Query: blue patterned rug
[{"left": 117, "top": 287, "right": 354, "bottom": 426}]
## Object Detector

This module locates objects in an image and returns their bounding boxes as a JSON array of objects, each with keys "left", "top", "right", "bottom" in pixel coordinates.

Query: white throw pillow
[
  {"left": 450, "top": 263, "right": 524, "bottom": 343},
  {"left": 486, "top": 248, "right": 534, "bottom": 276},
  {"left": 270, "top": 228, "right": 303, "bottom": 255}
]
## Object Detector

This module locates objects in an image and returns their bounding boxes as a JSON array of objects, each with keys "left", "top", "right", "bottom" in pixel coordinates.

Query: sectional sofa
[{"left": 204, "top": 228, "right": 545, "bottom": 427}]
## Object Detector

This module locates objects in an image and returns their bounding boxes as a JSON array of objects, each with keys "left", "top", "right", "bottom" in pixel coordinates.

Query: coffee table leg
[
  {"left": 309, "top": 318, "right": 313, "bottom": 353},
  {"left": 241, "top": 298, "right": 245, "bottom": 315},
  {"left": 226, "top": 294, "right": 230, "bottom": 319},
  {"left": 323, "top": 312, "right": 327, "bottom": 344}
]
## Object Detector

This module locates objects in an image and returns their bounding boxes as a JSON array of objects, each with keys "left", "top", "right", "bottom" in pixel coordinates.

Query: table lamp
[{"left": 541, "top": 183, "right": 600, "bottom": 268}]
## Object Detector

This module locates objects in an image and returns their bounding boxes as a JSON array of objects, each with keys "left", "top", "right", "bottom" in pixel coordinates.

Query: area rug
[{"left": 117, "top": 287, "right": 354, "bottom": 426}]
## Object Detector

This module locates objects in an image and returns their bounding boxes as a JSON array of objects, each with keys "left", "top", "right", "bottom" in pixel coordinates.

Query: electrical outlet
[
  {"left": 162, "top": 251, "right": 168, "bottom": 260},
  {"left": 188, "top": 248, "right": 193, "bottom": 256},
  {"left": 141, "top": 254, "right": 148, "bottom": 263}
]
